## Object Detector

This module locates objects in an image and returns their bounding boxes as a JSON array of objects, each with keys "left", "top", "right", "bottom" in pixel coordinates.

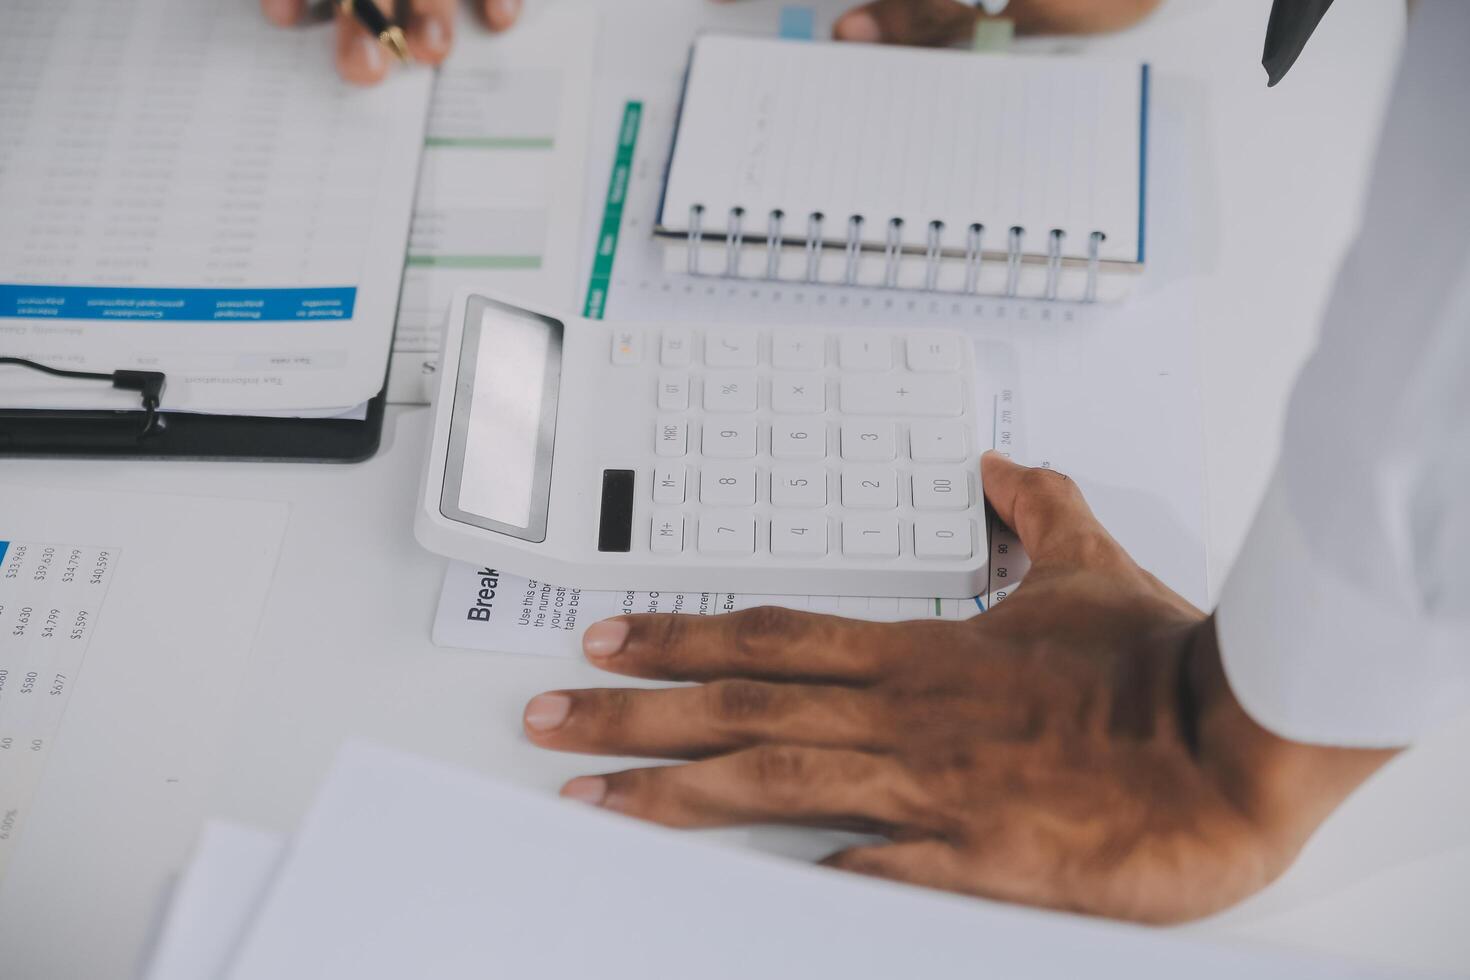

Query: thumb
[
  {"left": 833, "top": 0, "right": 981, "bottom": 46},
  {"left": 981, "top": 451, "right": 1114, "bottom": 565}
]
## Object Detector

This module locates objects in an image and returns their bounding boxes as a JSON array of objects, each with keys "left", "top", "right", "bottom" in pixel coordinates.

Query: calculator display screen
[{"left": 440, "top": 296, "right": 562, "bottom": 543}]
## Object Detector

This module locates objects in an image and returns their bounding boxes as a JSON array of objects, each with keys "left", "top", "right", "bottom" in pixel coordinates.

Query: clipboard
[{"left": 0, "top": 382, "right": 389, "bottom": 462}]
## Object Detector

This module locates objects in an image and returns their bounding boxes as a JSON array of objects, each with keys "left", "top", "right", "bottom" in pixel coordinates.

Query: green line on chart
[
  {"left": 582, "top": 101, "right": 643, "bottom": 319},
  {"left": 405, "top": 255, "right": 542, "bottom": 269},
  {"left": 423, "top": 137, "right": 555, "bottom": 150}
]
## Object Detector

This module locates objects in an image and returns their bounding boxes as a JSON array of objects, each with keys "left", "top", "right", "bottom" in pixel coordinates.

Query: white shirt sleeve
[{"left": 1215, "top": 0, "right": 1470, "bottom": 748}]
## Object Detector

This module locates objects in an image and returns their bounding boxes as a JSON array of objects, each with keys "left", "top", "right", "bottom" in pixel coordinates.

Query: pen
[{"left": 339, "top": 0, "right": 408, "bottom": 63}]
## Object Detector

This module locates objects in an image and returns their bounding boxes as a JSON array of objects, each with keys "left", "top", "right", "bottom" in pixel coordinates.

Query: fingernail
[
  {"left": 359, "top": 33, "right": 385, "bottom": 73},
  {"left": 487, "top": 0, "right": 521, "bottom": 29},
  {"left": 583, "top": 619, "right": 629, "bottom": 660},
  {"left": 422, "top": 15, "right": 449, "bottom": 55},
  {"left": 262, "top": 0, "right": 299, "bottom": 25},
  {"left": 523, "top": 693, "right": 572, "bottom": 732},
  {"left": 561, "top": 776, "right": 607, "bottom": 806},
  {"left": 835, "top": 11, "right": 881, "bottom": 42}
]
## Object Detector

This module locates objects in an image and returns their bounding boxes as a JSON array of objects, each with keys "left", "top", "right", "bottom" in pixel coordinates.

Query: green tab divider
[{"left": 582, "top": 101, "right": 643, "bottom": 320}]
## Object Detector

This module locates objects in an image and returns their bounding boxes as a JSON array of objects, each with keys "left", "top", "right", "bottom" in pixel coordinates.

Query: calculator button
[
  {"left": 841, "top": 467, "right": 899, "bottom": 509},
  {"left": 912, "top": 467, "right": 970, "bottom": 510},
  {"left": 704, "top": 329, "right": 758, "bottom": 368},
  {"left": 770, "top": 464, "right": 827, "bottom": 508},
  {"left": 905, "top": 334, "right": 962, "bottom": 372},
  {"left": 611, "top": 329, "right": 642, "bottom": 365},
  {"left": 770, "top": 373, "right": 825, "bottom": 415},
  {"left": 700, "top": 463, "right": 756, "bottom": 505},
  {"left": 699, "top": 512, "right": 756, "bottom": 555},
  {"left": 839, "top": 333, "right": 892, "bottom": 371},
  {"left": 914, "top": 516, "right": 973, "bottom": 559},
  {"left": 657, "top": 373, "right": 690, "bottom": 411},
  {"left": 702, "top": 419, "right": 757, "bottom": 458},
  {"left": 771, "top": 419, "right": 826, "bottom": 459},
  {"left": 771, "top": 516, "right": 828, "bottom": 557},
  {"left": 702, "top": 372, "right": 758, "bottom": 413},
  {"left": 840, "top": 373, "right": 962, "bottom": 417},
  {"left": 652, "top": 464, "right": 686, "bottom": 504},
  {"left": 909, "top": 420, "right": 968, "bottom": 462},
  {"left": 772, "top": 332, "right": 825, "bottom": 370},
  {"left": 840, "top": 422, "right": 896, "bottom": 461},
  {"left": 650, "top": 512, "right": 685, "bottom": 554},
  {"left": 655, "top": 417, "right": 687, "bottom": 457},
  {"left": 842, "top": 518, "right": 899, "bottom": 558},
  {"left": 661, "top": 330, "right": 692, "bottom": 367}
]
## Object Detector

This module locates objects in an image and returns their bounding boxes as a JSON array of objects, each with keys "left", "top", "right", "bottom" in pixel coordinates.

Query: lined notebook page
[{"left": 660, "top": 36, "right": 1145, "bottom": 264}]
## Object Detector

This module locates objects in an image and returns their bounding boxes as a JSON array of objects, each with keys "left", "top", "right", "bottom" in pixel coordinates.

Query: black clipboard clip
[{"left": 0, "top": 356, "right": 166, "bottom": 441}]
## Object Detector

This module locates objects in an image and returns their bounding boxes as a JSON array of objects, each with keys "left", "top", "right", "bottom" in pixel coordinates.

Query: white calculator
[{"left": 416, "top": 291, "right": 988, "bottom": 598}]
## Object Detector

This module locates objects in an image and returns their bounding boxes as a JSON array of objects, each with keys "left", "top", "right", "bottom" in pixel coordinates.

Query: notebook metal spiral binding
[
  {"left": 1085, "top": 231, "right": 1104, "bottom": 303},
  {"left": 963, "top": 223, "right": 985, "bottom": 294},
  {"left": 724, "top": 206, "right": 745, "bottom": 277},
  {"left": 1044, "top": 229, "right": 1065, "bottom": 301},
  {"left": 803, "top": 212, "right": 825, "bottom": 283},
  {"left": 684, "top": 206, "right": 1108, "bottom": 303},
  {"left": 764, "top": 210, "right": 784, "bottom": 280},
  {"left": 687, "top": 204, "right": 705, "bottom": 276},
  {"left": 923, "top": 221, "right": 945, "bottom": 292},
  {"left": 842, "top": 215, "right": 865, "bottom": 285},
  {"left": 881, "top": 218, "right": 906, "bottom": 288},
  {"left": 1004, "top": 226, "right": 1024, "bottom": 297}
]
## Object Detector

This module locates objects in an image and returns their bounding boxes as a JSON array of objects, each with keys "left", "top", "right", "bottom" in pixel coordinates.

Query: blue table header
[{"left": 0, "top": 285, "right": 357, "bottom": 322}]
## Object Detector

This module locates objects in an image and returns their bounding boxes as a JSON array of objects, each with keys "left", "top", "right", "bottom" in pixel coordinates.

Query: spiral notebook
[{"left": 657, "top": 36, "right": 1149, "bottom": 303}]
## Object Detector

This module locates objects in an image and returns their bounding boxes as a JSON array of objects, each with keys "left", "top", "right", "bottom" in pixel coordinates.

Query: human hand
[
  {"left": 523, "top": 452, "right": 1396, "bottom": 923},
  {"left": 260, "top": 0, "right": 523, "bottom": 86},
  {"left": 829, "top": 0, "right": 1163, "bottom": 45}
]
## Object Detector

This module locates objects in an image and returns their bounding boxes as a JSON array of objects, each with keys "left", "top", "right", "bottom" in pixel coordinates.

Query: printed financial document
[
  {"left": 389, "top": 7, "right": 593, "bottom": 403},
  {"left": 0, "top": 486, "right": 288, "bottom": 979},
  {"left": 0, "top": 0, "right": 430, "bottom": 415}
]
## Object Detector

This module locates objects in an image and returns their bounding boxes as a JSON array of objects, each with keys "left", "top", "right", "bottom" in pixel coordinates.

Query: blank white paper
[
  {"left": 141, "top": 821, "right": 286, "bottom": 980},
  {"left": 224, "top": 741, "right": 1395, "bottom": 980}
]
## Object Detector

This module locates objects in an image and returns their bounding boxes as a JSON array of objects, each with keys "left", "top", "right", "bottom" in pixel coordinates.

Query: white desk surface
[{"left": 5, "top": 0, "right": 1468, "bottom": 976}]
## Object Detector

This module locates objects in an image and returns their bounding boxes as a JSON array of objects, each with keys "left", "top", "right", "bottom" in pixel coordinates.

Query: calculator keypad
[{"left": 614, "top": 329, "right": 977, "bottom": 564}]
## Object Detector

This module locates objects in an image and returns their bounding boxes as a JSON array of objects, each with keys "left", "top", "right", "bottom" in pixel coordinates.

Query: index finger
[
  {"left": 581, "top": 606, "right": 914, "bottom": 684},
  {"left": 261, "top": 0, "right": 307, "bottom": 27}
]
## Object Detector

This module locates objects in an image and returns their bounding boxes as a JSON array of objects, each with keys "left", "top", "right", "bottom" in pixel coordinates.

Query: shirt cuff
[{"left": 1216, "top": 475, "right": 1460, "bottom": 748}]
